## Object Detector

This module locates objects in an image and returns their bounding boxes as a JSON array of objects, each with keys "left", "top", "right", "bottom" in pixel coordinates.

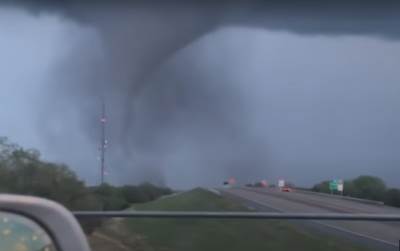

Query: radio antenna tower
[{"left": 99, "top": 102, "right": 107, "bottom": 185}]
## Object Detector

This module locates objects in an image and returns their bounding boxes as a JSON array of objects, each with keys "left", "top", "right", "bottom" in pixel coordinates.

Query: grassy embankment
[{"left": 92, "top": 188, "right": 370, "bottom": 251}]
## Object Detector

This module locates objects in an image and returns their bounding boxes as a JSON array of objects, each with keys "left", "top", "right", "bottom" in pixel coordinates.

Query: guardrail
[
  {"left": 73, "top": 211, "right": 400, "bottom": 221},
  {"left": 295, "top": 189, "right": 385, "bottom": 206}
]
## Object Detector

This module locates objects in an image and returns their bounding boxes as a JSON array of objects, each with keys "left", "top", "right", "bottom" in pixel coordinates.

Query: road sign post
[
  {"left": 337, "top": 180, "right": 344, "bottom": 196},
  {"left": 329, "top": 179, "right": 344, "bottom": 195}
]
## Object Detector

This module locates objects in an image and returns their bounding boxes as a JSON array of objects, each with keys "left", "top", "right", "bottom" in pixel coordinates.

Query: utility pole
[{"left": 99, "top": 102, "right": 107, "bottom": 185}]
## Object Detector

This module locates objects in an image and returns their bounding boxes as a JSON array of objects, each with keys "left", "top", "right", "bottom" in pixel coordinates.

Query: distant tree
[
  {"left": 342, "top": 180, "right": 355, "bottom": 196},
  {"left": 121, "top": 185, "right": 149, "bottom": 203},
  {"left": 312, "top": 175, "right": 400, "bottom": 208},
  {"left": 70, "top": 193, "right": 103, "bottom": 211},
  {"left": 384, "top": 189, "right": 400, "bottom": 207},
  {"left": 138, "top": 182, "right": 172, "bottom": 201},
  {"left": 91, "top": 184, "right": 129, "bottom": 210},
  {"left": 254, "top": 182, "right": 263, "bottom": 187},
  {"left": 312, "top": 180, "right": 330, "bottom": 193},
  {"left": 0, "top": 137, "right": 174, "bottom": 233},
  {"left": 351, "top": 176, "right": 386, "bottom": 201},
  {"left": 0, "top": 138, "right": 88, "bottom": 208}
]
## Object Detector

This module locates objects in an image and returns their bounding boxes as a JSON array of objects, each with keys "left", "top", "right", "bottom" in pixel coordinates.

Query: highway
[{"left": 222, "top": 187, "right": 400, "bottom": 251}]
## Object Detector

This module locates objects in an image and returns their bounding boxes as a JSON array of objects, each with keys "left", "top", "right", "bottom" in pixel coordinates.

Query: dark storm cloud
[
  {"left": 2, "top": 1, "right": 400, "bottom": 187},
  {"left": 228, "top": 1, "right": 400, "bottom": 39}
]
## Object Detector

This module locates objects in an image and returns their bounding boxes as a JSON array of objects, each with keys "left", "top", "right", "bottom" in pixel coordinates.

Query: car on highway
[{"left": 281, "top": 187, "right": 292, "bottom": 192}]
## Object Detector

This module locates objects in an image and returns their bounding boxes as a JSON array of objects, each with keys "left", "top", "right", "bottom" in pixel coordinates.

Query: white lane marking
[
  {"left": 313, "top": 220, "right": 398, "bottom": 248},
  {"left": 228, "top": 190, "right": 399, "bottom": 248},
  {"left": 206, "top": 188, "right": 221, "bottom": 196},
  {"left": 246, "top": 198, "right": 286, "bottom": 212}
]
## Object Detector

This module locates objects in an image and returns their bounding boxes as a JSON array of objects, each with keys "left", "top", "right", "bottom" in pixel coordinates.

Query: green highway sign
[
  {"left": 329, "top": 180, "right": 338, "bottom": 191},
  {"left": 329, "top": 179, "right": 343, "bottom": 192}
]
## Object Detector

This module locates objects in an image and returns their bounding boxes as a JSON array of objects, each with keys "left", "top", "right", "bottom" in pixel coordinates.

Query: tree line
[
  {"left": 0, "top": 137, "right": 172, "bottom": 233},
  {"left": 312, "top": 175, "right": 400, "bottom": 207}
]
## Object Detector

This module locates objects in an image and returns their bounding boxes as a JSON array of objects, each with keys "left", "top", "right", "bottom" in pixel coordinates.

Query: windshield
[{"left": 0, "top": 1, "right": 399, "bottom": 251}]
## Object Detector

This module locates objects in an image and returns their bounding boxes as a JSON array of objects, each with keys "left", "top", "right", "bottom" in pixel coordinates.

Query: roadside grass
[{"left": 108, "top": 188, "right": 370, "bottom": 251}]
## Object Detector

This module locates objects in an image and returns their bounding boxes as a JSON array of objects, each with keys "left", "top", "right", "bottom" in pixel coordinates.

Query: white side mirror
[{"left": 0, "top": 195, "right": 91, "bottom": 251}]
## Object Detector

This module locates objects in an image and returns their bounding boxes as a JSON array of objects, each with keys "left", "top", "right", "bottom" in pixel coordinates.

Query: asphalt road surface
[{"left": 222, "top": 187, "right": 400, "bottom": 251}]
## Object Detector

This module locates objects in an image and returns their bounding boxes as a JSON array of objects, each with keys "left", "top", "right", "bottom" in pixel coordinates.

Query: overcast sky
[{"left": 1, "top": 5, "right": 400, "bottom": 188}]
